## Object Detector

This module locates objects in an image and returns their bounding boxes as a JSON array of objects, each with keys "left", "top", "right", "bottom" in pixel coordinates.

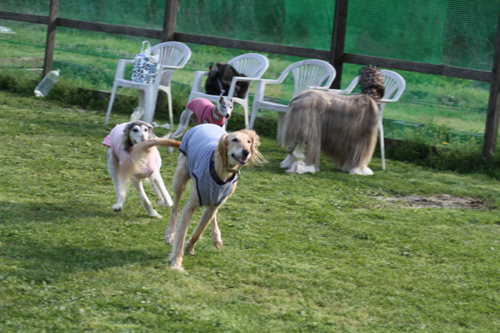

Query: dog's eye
[
  {"left": 144, "top": 128, "right": 148, "bottom": 132},
  {"left": 133, "top": 128, "right": 139, "bottom": 132},
  {"left": 248, "top": 140, "right": 251, "bottom": 144},
  {"left": 231, "top": 138, "right": 238, "bottom": 142}
]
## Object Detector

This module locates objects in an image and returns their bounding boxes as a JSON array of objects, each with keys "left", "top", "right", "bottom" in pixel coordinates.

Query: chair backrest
[
  {"left": 379, "top": 70, "right": 406, "bottom": 103},
  {"left": 343, "top": 70, "right": 406, "bottom": 103},
  {"left": 151, "top": 41, "right": 192, "bottom": 68},
  {"left": 227, "top": 53, "right": 269, "bottom": 79},
  {"left": 281, "top": 59, "right": 336, "bottom": 97}
]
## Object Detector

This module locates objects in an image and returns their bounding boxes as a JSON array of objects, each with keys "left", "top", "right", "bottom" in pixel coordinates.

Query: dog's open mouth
[{"left": 232, "top": 153, "right": 248, "bottom": 165}]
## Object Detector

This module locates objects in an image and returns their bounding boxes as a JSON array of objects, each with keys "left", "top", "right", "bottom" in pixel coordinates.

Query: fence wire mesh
[{"left": 0, "top": 0, "right": 499, "bottom": 144}]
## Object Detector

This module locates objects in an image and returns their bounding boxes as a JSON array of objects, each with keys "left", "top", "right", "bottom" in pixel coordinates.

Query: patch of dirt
[{"left": 376, "top": 194, "right": 488, "bottom": 210}]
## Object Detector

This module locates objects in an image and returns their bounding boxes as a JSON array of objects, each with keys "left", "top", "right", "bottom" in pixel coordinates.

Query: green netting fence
[{"left": 1, "top": 0, "right": 499, "bottom": 145}]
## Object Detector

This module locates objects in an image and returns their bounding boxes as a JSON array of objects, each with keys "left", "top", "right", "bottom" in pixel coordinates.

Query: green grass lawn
[{"left": 1, "top": 91, "right": 500, "bottom": 332}]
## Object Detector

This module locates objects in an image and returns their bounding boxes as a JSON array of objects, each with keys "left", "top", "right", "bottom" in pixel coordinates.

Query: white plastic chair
[
  {"left": 188, "top": 53, "right": 269, "bottom": 129},
  {"left": 248, "top": 59, "right": 336, "bottom": 144},
  {"left": 313, "top": 70, "right": 406, "bottom": 170},
  {"left": 105, "top": 42, "right": 192, "bottom": 126}
]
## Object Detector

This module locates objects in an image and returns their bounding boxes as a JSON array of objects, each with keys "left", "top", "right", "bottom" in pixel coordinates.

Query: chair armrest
[
  {"left": 191, "top": 70, "right": 210, "bottom": 93},
  {"left": 162, "top": 64, "right": 186, "bottom": 70},
  {"left": 380, "top": 87, "right": 405, "bottom": 103},
  {"left": 306, "top": 86, "right": 351, "bottom": 95},
  {"left": 256, "top": 78, "right": 284, "bottom": 85},
  {"left": 115, "top": 59, "right": 135, "bottom": 80},
  {"left": 227, "top": 76, "right": 271, "bottom": 98}
]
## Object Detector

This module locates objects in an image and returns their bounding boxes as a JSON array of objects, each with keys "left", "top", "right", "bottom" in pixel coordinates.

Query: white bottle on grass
[{"left": 34, "top": 70, "right": 60, "bottom": 97}]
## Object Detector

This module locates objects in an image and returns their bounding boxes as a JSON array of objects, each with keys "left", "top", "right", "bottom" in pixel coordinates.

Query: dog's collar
[
  {"left": 209, "top": 153, "right": 237, "bottom": 183},
  {"left": 226, "top": 163, "right": 243, "bottom": 174},
  {"left": 212, "top": 107, "right": 223, "bottom": 121}
]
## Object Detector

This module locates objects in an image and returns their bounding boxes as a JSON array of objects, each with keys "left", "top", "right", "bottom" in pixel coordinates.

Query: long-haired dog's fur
[
  {"left": 104, "top": 121, "right": 181, "bottom": 218},
  {"left": 281, "top": 65, "right": 385, "bottom": 175},
  {"left": 163, "top": 125, "right": 265, "bottom": 272}
]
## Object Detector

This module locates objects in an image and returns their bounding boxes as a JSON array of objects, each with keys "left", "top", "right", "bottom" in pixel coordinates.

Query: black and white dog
[{"left": 103, "top": 121, "right": 174, "bottom": 218}]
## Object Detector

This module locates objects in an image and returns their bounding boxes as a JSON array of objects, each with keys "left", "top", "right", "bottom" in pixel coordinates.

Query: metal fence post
[
  {"left": 163, "top": 0, "right": 178, "bottom": 42},
  {"left": 483, "top": 11, "right": 500, "bottom": 159},
  {"left": 330, "top": 0, "right": 349, "bottom": 89},
  {"left": 43, "top": 0, "right": 59, "bottom": 76}
]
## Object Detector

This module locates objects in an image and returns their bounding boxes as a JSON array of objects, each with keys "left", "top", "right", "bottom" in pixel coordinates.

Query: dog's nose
[
  {"left": 225, "top": 114, "right": 231, "bottom": 119},
  {"left": 241, "top": 149, "right": 250, "bottom": 158}
]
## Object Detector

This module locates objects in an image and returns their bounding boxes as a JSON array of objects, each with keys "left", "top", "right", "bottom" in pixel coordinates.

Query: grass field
[{"left": 1, "top": 91, "right": 500, "bottom": 332}]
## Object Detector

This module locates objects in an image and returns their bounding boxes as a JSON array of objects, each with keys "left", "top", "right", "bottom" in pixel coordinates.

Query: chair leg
[
  {"left": 276, "top": 112, "right": 286, "bottom": 147},
  {"left": 166, "top": 87, "right": 173, "bottom": 130},
  {"left": 157, "top": 85, "right": 174, "bottom": 129},
  {"left": 104, "top": 84, "right": 119, "bottom": 125},
  {"left": 378, "top": 120, "right": 386, "bottom": 170},
  {"left": 143, "top": 89, "right": 156, "bottom": 124},
  {"left": 138, "top": 90, "right": 146, "bottom": 120},
  {"left": 241, "top": 100, "right": 249, "bottom": 129},
  {"left": 249, "top": 105, "right": 259, "bottom": 130}
]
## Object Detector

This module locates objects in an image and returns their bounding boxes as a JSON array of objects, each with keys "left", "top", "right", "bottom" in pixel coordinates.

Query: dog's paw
[
  {"left": 286, "top": 161, "right": 317, "bottom": 174},
  {"left": 171, "top": 265, "right": 185, "bottom": 273},
  {"left": 112, "top": 203, "right": 123, "bottom": 212},
  {"left": 169, "top": 256, "right": 184, "bottom": 272},
  {"left": 156, "top": 197, "right": 173, "bottom": 208},
  {"left": 212, "top": 232, "right": 223, "bottom": 251},
  {"left": 147, "top": 208, "right": 162, "bottom": 218},
  {"left": 280, "top": 154, "right": 295, "bottom": 169},
  {"left": 350, "top": 166, "right": 374, "bottom": 176},
  {"left": 164, "top": 232, "right": 174, "bottom": 246}
]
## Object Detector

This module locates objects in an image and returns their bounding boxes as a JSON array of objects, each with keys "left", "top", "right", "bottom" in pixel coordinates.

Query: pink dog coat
[
  {"left": 103, "top": 123, "right": 157, "bottom": 178},
  {"left": 187, "top": 98, "right": 225, "bottom": 126}
]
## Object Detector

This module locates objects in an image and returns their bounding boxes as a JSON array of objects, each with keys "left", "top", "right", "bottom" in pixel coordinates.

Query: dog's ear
[
  {"left": 240, "top": 129, "right": 266, "bottom": 166},
  {"left": 219, "top": 96, "right": 224, "bottom": 104},
  {"left": 145, "top": 122, "right": 155, "bottom": 139},
  {"left": 121, "top": 122, "right": 136, "bottom": 152},
  {"left": 217, "top": 134, "right": 229, "bottom": 167},
  {"left": 208, "top": 65, "right": 219, "bottom": 81}
]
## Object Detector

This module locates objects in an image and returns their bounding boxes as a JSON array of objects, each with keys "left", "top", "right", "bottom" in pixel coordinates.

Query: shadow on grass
[
  {"left": 1, "top": 240, "right": 165, "bottom": 284},
  {"left": 1, "top": 201, "right": 167, "bottom": 283},
  {"left": 0, "top": 200, "right": 118, "bottom": 223}
]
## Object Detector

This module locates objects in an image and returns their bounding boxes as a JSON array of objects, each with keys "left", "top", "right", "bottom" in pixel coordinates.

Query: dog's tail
[{"left": 120, "top": 137, "right": 182, "bottom": 180}]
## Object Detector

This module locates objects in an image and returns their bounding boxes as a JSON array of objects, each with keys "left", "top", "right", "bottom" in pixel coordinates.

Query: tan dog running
[
  {"left": 165, "top": 124, "right": 265, "bottom": 272},
  {"left": 121, "top": 124, "right": 265, "bottom": 272}
]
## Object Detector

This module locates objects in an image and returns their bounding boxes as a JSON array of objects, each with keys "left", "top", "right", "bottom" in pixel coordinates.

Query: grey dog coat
[{"left": 179, "top": 124, "right": 237, "bottom": 206}]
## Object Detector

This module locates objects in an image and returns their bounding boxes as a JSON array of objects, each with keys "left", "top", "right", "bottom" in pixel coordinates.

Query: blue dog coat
[{"left": 179, "top": 124, "right": 237, "bottom": 206}]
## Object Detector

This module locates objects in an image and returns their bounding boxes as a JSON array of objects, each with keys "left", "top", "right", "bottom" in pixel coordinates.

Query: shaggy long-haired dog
[
  {"left": 281, "top": 65, "right": 385, "bottom": 175},
  {"left": 103, "top": 121, "right": 180, "bottom": 218},
  {"left": 171, "top": 97, "right": 233, "bottom": 138},
  {"left": 163, "top": 124, "right": 265, "bottom": 272}
]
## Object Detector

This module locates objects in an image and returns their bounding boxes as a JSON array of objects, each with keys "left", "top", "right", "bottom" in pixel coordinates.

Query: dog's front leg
[
  {"left": 169, "top": 189, "right": 200, "bottom": 272},
  {"left": 210, "top": 214, "right": 223, "bottom": 251},
  {"left": 150, "top": 172, "right": 173, "bottom": 208},
  {"left": 165, "top": 155, "right": 191, "bottom": 245},
  {"left": 108, "top": 148, "right": 127, "bottom": 212},
  {"left": 131, "top": 178, "right": 162, "bottom": 218},
  {"left": 185, "top": 206, "right": 218, "bottom": 255}
]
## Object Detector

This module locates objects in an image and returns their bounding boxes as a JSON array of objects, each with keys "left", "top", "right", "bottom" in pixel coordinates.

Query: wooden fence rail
[{"left": 1, "top": 0, "right": 499, "bottom": 158}]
